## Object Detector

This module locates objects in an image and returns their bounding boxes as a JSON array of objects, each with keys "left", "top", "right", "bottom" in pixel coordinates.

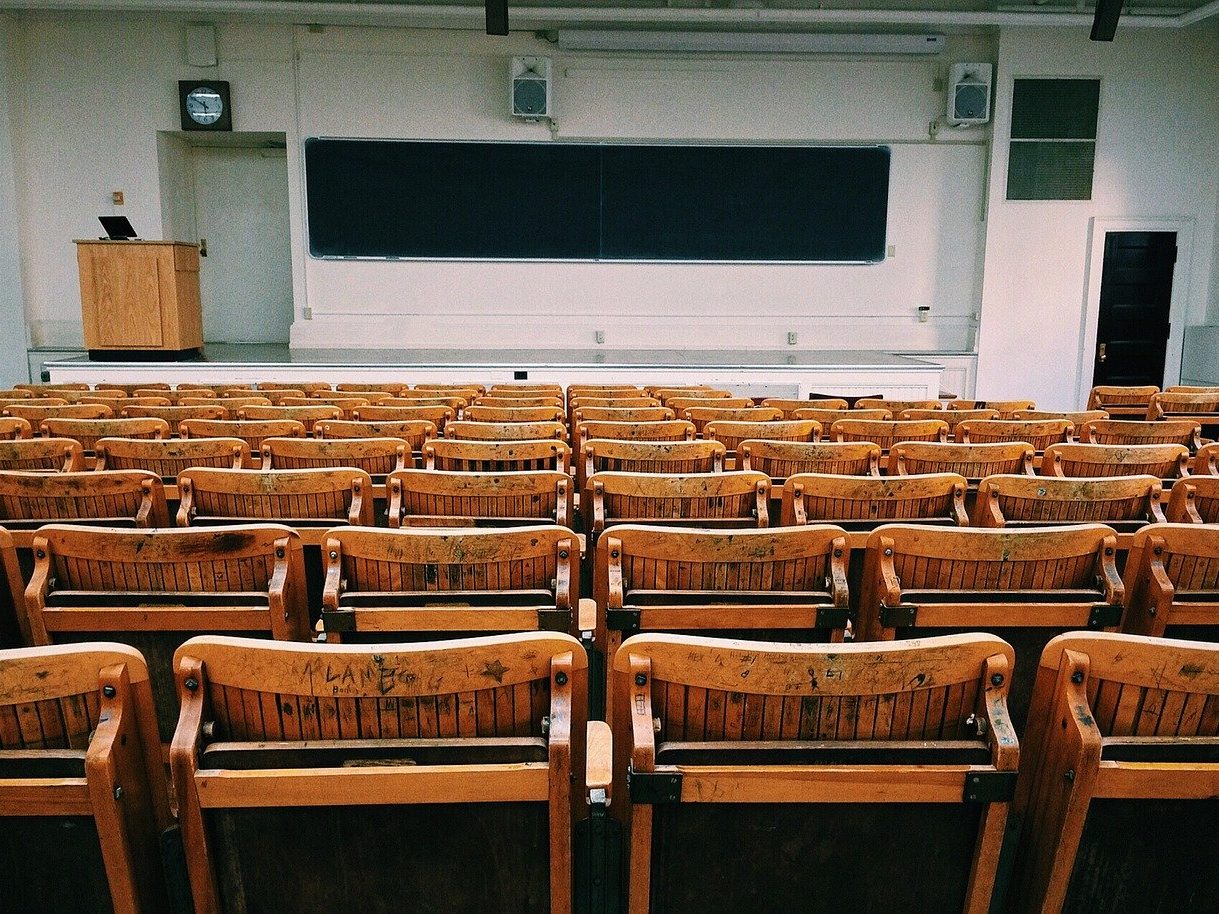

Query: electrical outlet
[
  {"left": 111, "top": 191, "right": 124, "bottom": 206},
  {"left": 787, "top": 331, "right": 798, "bottom": 346},
  {"left": 594, "top": 330, "right": 605, "bottom": 344}
]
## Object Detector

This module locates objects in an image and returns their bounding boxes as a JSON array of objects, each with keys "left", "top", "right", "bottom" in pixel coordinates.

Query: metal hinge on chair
[
  {"left": 320, "top": 609, "right": 355, "bottom": 632},
  {"left": 1088, "top": 603, "right": 1123, "bottom": 628},
  {"left": 815, "top": 607, "right": 851, "bottom": 630},
  {"left": 628, "top": 766, "right": 682, "bottom": 804},
  {"left": 606, "top": 607, "right": 640, "bottom": 634},
  {"left": 536, "top": 608, "right": 572, "bottom": 632},
  {"left": 879, "top": 604, "right": 918, "bottom": 628},
  {"left": 962, "top": 770, "right": 1017, "bottom": 803}
]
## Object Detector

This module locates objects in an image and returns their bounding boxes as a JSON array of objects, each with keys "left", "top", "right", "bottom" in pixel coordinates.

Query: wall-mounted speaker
[
  {"left": 947, "top": 63, "right": 992, "bottom": 126},
  {"left": 510, "top": 57, "right": 552, "bottom": 119}
]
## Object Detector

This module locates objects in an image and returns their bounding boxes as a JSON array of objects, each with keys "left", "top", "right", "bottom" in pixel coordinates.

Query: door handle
[{"left": 1097, "top": 342, "right": 1107, "bottom": 363}]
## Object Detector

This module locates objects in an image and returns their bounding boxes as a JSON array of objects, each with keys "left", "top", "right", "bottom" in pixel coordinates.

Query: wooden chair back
[
  {"left": 380, "top": 395, "right": 469, "bottom": 413},
  {"left": 1012, "top": 632, "right": 1219, "bottom": 913},
  {"left": 256, "top": 380, "right": 331, "bottom": 392},
  {"left": 254, "top": 389, "right": 308, "bottom": 405},
  {"left": 1042, "top": 442, "right": 1190, "bottom": 479},
  {"left": 176, "top": 383, "right": 250, "bottom": 394},
  {"left": 580, "top": 440, "right": 724, "bottom": 494},
  {"left": 388, "top": 469, "right": 573, "bottom": 528},
  {"left": 830, "top": 418, "right": 949, "bottom": 450},
  {"left": 586, "top": 470, "right": 769, "bottom": 545},
  {"left": 576, "top": 420, "right": 695, "bottom": 448},
  {"left": 0, "top": 388, "right": 34, "bottom": 399},
  {"left": 1122, "top": 523, "right": 1219, "bottom": 637},
  {"left": 0, "top": 528, "right": 27, "bottom": 646},
  {"left": 612, "top": 632, "right": 1017, "bottom": 914},
  {"left": 781, "top": 472, "right": 968, "bottom": 529},
  {"left": 0, "top": 437, "right": 85, "bottom": 472},
  {"left": 794, "top": 407, "right": 891, "bottom": 425},
  {"left": 0, "top": 396, "right": 65, "bottom": 411},
  {"left": 307, "top": 391, "right": 394, "bottom": 406},
  {"left": 888, "top": 441, "right": 1035, "bottom": 481},
  {"left": 760, "top": 397, "right": 840, "bottom": 419},
  {"left": 465, "top": 404, "right": 566, "bottom": 424},
  {"left": 1167, "top": 474, "right": 1219, "bottom": 524},
  {"left": 857, "top": 523, "right": 1123, "bottom": 729},
  {"left": 0, "top": 470, "right": 168, "bottom": 535},
  {"left": 1087, "top": 384, "right": 1158, "bottom": 417},
  {"left": 321, "top": 525, "right": 580, "bottom": 641},
  {"left": 280, "top": 395, "right": 371, "bottom": 418},
  {"left": 425, "top": 437, "right": 572, "bottom": 474},
  {"left": 1196, "top": 441, "right": 1219, "bottom": 475},
  {"left": 1013, "top": 409, "right": 1110, "bottom": 424},
  {"left": 334, "top": 382, "right": 410, "bottom": 394},
  {"left": 474, "top": 395, "right": 565, "bottom": 409},
  {"left": 178, "top": 467, "right": 373, "bottom": 528},
  {"left": 121, "top": 404, "right": 227, "bottom": 424},
  {"left": 682, "top": 406, "right": 781, "bottom": 436},
  {"left": 0, "top": 643, "right": 171, "bottom": 913},
  {"left": 171, "top": 633, "right": 586, "bottom": 914},
  {"left": 5, "top": 403, "right": 112, "bottom": 424},
  {"left": 666, "top": 396, "right": 753, "bottom": 416},
  {"left": 446, "top": 420, "right": 567, "bottom": 441},
  {"left": 41, "top": 417, "right": 169, "bottom": 453},
  {"left": 958, "top": 418, "right": 1073, "bottom": 450},
  {"left": 261, "top": 436, "right": 408, "bottom": 476},
  {"left": 82, "top": 395, "right": 171, "bottom": 413},
  {"left": 189, "top": 395, "right": 271, "bottom": 415},
  {"left": 25, "top": 524, "right": 309, "bottom": 739},
  {"left": 351, "top": 405, "right": 455, "bottom": 429},
  {"left": 15, "top": 382, "right": 90, "bottom": 392},
  {"left": 412, "top": 382, "right": 485, "bottom": 395},
  {"left": 571, "top": 406, "right": 673, "bottom": 424},
  {"left": 567, "top": 385, "right": 644, "bottom": 397},
  {"left": 0, "top": 417, "right": 32, "bottom": 440},
  {"left": 488, "top": 382, "right": 564, "bottom": 395},
  {"left": 974, "top": 474, "right": 1164, "bottom": 532},
  {"left": 237, "top": 405, "right": 343, "bottom": 433},
  {"left": 946, "top": 398, "right": 1036, "bottom": 417},
  {"left": 316, "top": 419, "right": 437, "bottom": 452},
  {"left": 901, "top": 407, "right": 1000, "bottom": 435},
  {"left": 1149, "top": 390, "right": 1219, "bottom": 421},
  {"left": 37, "top": 388, "right": 127, "bottom": 403},
  {"left": 854, "top": 398, "right": 943, "bottom": 412},
  {"left": 1082, "top": 418, "right": 1202, "bottom": 451},
  {"left": 139, "top": 388, "right": 216, "bottom": 403},
  {"left": 179, "top": 418, "right": 306, "bottom": 452},
  {"left": 704, "top": 419, "right": 819, "bottom": 454},
  {"left": 95, "top": 437, "right": 250, "bottom": 476},
  {"left": 652, "top": 388, "right": 734, "bottom": 404},
  {"left": 739, "top": 440, "right": 882, "bottom": 480}
]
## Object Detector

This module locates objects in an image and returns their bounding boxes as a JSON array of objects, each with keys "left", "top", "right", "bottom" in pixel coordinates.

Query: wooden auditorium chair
[
  {"left": 854, "top": 397, "right": 944, "bottom": 412},
  {"left": 958, "top": 418, "right": 1074, "bottom": 451},
  {"left": 121, "top": 403, "right": 227, "bottom": 425},
  {"left": 974, "top": 474, "right": 1164, "bottom": 534},
  {"left": 180, "top": 418, "right": 307, "bottom": 453},
  {"left": 41, "top": 416, "right": 169, "bottom": 454},
  {"left": 0, "top": 437, "right": 85, "bottom": 472},
  {"left": 780, "top": 472, "right": 969, "bottom": 530},
  {"left": 1086, "top": 384, "right": 1158, "bottom": 418},
  {"left": 738, "top": 440, "right": 882, "bottom": 481},
  {"left": 888, "top": 440, "right": 1035, "bottom": 483},
  {"left": 237, "top": 404, "right": 343, "bottom": 434},
  {"left": 1166, "top": 473, "right": 1219, "bottom": 523},
  {"left": 579, "top": 440, "right": 724, "bottom": 494},
  {"left": 702, "top": 419, "right": 820, "bottom": 455},
  {"left": 0, "top": 417, "right": 32, "bottom": 440},
  {"left": 388, "top": 468, "right": 573, "bottom": 528},
  {"left": 465, "top": 404, "right": 566, "bottom": 424},
  {"left": 425, "top": 437, "right": 572, "bottom": 474},
  {"left": 0, "top": 470, "right": 168, "bottom": 547},
  {"left": 681, "top": 406, "right": 781, "bottom": 437},
  {"left": 1081, "top": 418, "right": 1203, "bottom": 451},
  {"left": 446, "top": 420, "right": 567, "bottom": 442},
  {"left": 830, "top": 418, "right": 949, "bottom": 451},
  {"left": 1041, "top": 442, "right": 1189, "bottom": 480},
  {"left": 260, "top": 436, "right": 409, "bottom": 478},
  {"left": 95, "top": 437, "right": 251, "bottom": 477},
  {"left": 1121, "top": 523, "right": 1219, "bottom": 638}
]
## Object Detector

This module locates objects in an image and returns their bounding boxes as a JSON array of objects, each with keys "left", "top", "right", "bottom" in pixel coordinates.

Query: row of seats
[{"left": 4, "top": 628, "right": 1218, "bottom": 913}]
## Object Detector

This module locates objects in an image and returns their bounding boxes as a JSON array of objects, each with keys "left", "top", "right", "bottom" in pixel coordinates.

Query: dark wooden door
[{"left": 1092, "top": 231, "right": 1176, "bottom": 386}]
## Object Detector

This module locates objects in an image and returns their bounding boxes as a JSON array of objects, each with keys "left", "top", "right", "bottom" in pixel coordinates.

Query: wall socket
[
  {"left": 787, "top": 331, "right": 798, "bottom": 346},
  {"left": 594, "top": 330, "right": 605, "bottom": 344}
]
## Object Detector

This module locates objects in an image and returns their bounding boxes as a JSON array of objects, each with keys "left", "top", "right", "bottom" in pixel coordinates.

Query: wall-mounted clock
[{"left": 179, "top": 80, "right": 232, "bottom": 131}]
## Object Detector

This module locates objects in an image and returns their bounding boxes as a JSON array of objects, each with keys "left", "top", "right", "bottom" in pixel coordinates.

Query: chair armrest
[{"left": 586, "top": 720, "right": 613, "bottom": 803}]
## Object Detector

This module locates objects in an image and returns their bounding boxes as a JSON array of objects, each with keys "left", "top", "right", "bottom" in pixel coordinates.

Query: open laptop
[{"left": 98, "top": 215, "right": 137, "bottom": 240}]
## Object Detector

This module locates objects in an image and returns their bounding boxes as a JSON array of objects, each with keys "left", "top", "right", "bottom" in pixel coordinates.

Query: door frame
[{"left": 1076, "top": 216, "right": 1194, "bottom": 407}]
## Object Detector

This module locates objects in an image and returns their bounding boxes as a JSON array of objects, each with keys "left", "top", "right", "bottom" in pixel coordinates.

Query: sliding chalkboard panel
[
  {"left": 304, "top": 138, "right": 890, "bottom": 262},
  {"left": 305, "top": 138, "right": 601, "bottom": 258}
]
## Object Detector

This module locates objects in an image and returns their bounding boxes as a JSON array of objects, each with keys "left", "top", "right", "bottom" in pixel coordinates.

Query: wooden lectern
[{"left": 75, "top": 240, "right": 203, "bottom": 358}]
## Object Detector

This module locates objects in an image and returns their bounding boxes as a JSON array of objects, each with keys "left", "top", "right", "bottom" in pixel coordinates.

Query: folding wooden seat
[
  {"left": 279, "top": 395, "right": 369, "bottom": 419},
  {"left": 257, "top": 380, "right": 331, "bottom": 392},
  {"left": 0, "top": 387, "right": 34, "bottom": 399},
  {"left": 465, "top": 404, "right": 567, "bottom": 424},
  {"left": 1148, "top": 389, "right": 1219, "bottom": 423},
  {"left": 1086, "top": 384, "right": 1158, "bottom": 418},
  {"left": 1194, "top": 441, "right": 1219, "bottom": 474},
  {"left": 889, "top": 441, "right": 1036, "bottom": 482},
  {"left": 388, "top": 469, "right": 573, "bottom": 528},
  {"left": 475, "top": 395, "right": 565, "bottom": 409},
  {"left": 180, "top": 418, "right": 306, "bottom": 453},
  {"left": 946, "top": 398, "right": 1036, "bottom": 417},
  {"left": 781, "top": 472, "right": 968, "bottom": 529},
  {"left": 794, "top": 407, "right": 892, "bottom": 425},
  {"left": 854, "top": 397, "right": 943, "bottom": 412},
  {"left": 0, "top": 437, "right": 85, "bottom": 472},
  {"left": 857, "top": 523, "right": 1123, "bottom": 729},
  {"left": 41, "top": 416, "right": 169, "bottom": 453},
  {"left": 447, "top": 420, "right": 567, "bottom": 441},
  {"left": 571, "top": 406, "right": 674, "bottom": 425},
  {"left": 703, "top": 419, "right": 820, "bottom": 456},
  {"left": 580, "top": 440, "right": 725, "bottom": 494},
  {"left": 576, "top": 420, "right": 695, "bottom": 447},
  {"left": 1166, "top": 474, "right": 1219, "bottom": 523},
  {"left": 586, "top": 471, "right": 769, "bottom": 546},
  {"left": 0, "top": 470, "right": 168, "bottom": 546},
  {"left": 1081, "top": 417, "right": 1202, "bottom": 451},
  {"left": 5, "top": 403, "right": 112, "bottom": 424},
  {"left": 902, "top": 407, "right": 1000, "bottom": 438},
  {"left": 958, "top": 418, "right": 1074, "bottom": 451},
  {"left": 760, "top": 397, "right": 838, "bottom": 419},
  {"left": 236, "top": 404, "right": 342, "bottom": 433},
  {"left": 138, "top": 387, "right": 216, "bottom": 403},
  {"left": 830, "top": 418, "right": 949, "bottom": 451},
  {"left": 121, "top": 403, "right": 227, "bottom": 424},
  {"left": 95, "top": 437, "right": 250, "bottom": 477},
  {"left": 1121, "top": 523, "right": 1219, "bottom": 637},
  {"left": 316, "top": 418, "right": 437, "bottom": 454},
  {"left": 739, "top": 439, "right": 882, "bottom": 480},
  {"left": 334, "top": 382, "right": 410, "bottom": 394},
  {"left": 188, "top": 395, "right": 271, "bottom": 415},
  {"left": 353, "top": 404, "right": 455, "bottom": 429},
  {"left": 320, "top": 525, "right": 582, "bottom": 642},
  {"left": 1041, "top": 442, "right": 1189, "bottom": 479},
  {"left": 666, "top": 396, "right": 753, "bottom": 416},
  {"left": 261, "top": 436, "right": 409, "bottom": 477},
  {"left": 55, "top": 388, "right": 127, "bottom": 403},
  {"left": 0, "top": 642, "right": 172, "bottom": 913},
  {"left": 426, "top": 437, "right": 573, "bottom": 474},
  {"left": 177, "top": 468, "right": 374, "bottom": 535},
  {"left": 612, "top": 632, "right": 1017, "bottom": 914},
  {"left": 307, "top": 390, "right": 394, "bottom": 405},
  {"left": 24, "top": 524, "right": 309, "bottom": 739},
  {"left": 177, "top": 382, "right": 251, "bottom": 394},
  {"left": 172, "top": 632, "right": 592, "bottom": 914},
  {"left": 1013, "top": 409, "right": 1110, "bottom": 424},
  {"left": 15, "top": 382, "right": 90, "bottom": 392},
  {"left": 682, "top": 406, "right": 781, "bottom": 436},
  {"left": 1011, "top": 632, "right": 1219, "bottom": 914},
  {"left": 0, "top": 417, "right": 32, "bottom": 440},
  {"left": 82, "top": 395, "right": 171, "bottom": 413},
  {"left": 974, "top": 474, "right": 1164, "bottom": 533}
]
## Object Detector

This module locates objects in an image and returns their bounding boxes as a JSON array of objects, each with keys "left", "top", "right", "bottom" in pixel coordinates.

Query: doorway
[
  {"left": 1090, "top": 231, "right": 1178, "bottom": 388},
  {"left": 157, "top": 132, "right": 293, "bottom": 345}
]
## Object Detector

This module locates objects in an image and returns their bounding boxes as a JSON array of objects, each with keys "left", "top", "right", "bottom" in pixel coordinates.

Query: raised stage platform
[{"left": 46, "top": 344, "right": 944, "bottom": 398}]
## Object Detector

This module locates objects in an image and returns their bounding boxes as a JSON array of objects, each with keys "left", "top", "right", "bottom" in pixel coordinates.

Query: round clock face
[{"left": 185, "top": 86, "right": 224, "bottom": 125}]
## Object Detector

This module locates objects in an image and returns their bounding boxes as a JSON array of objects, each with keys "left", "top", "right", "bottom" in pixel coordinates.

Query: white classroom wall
[
  {"left": 0, "top": 16, "right": 29, "bottom": 375},
  {"left": 0, "top": 12, "right": 1216, "bottom": 405}
]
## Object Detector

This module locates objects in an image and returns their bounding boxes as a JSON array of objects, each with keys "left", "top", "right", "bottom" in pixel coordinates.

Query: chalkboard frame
[{"left": 303, "top": 137, "right": 891, "bottom": 265}]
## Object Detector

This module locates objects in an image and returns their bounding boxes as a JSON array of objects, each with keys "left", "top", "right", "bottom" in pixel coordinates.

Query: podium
[{"left": 75, "top": 240, "right": 203, "bottom": 359}]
